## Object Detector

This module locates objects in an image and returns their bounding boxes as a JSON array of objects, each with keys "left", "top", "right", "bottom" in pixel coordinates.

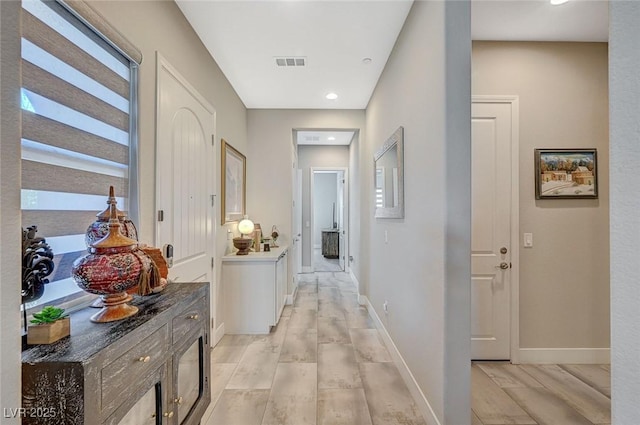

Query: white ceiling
[
  {"left": 176, "top": 0, "right": 608, "bottom": 111},
  {"left": 176, "top": 0, "right": 413, "bottom": 110},
  {"left": 297, "top": 130, "right": 355, "bottom": 146},
  {"left": 472, "top": 0, "right": 608, "bottom": 43}
]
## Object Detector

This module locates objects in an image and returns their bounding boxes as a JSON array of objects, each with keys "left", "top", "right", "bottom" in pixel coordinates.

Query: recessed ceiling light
[
  {"left": 328, "top": 136, "right": 336, "bottom": 141},
  {"left": 550, "top": 0, "right": 569, "bottom": 5},
  {"left": 362, "top": 57, "right": 372, "bottom": 64},
  {"left": 326, "top": 92, "right": 338, "bottom": 100}
]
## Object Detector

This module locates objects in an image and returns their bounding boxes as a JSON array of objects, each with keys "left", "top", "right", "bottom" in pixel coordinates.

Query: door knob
[{"left": 496, "top": 262, "right": 510, "bottom": 270}]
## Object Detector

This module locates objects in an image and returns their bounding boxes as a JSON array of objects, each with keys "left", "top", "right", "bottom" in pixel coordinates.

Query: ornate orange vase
[{"left": 73, "top": 203, "right": 153, "bottom": 323}]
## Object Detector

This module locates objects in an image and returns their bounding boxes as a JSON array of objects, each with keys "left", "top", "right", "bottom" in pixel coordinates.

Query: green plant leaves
[{"left": 30, "top": 306, "right": 67, "bottom": 325}]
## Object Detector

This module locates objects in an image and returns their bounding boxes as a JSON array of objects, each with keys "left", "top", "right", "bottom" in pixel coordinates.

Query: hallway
[{"left": 206, "top": 272, "right": 426, "bottom": 425}]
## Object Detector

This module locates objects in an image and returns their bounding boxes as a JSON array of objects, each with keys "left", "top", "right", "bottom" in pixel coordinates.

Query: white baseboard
[
  {"left": 349, "top": 270, "right": 368, "bottom": 306},
  {"left": 286, "top": 284, "right": 298, "bottom": 305},
  {"left": 213, "top": 323, "right": 225, "bottom": 346},
  {"left": 302, "top": 266, "right": 313, "bottom": 273},
  {"left": 518, "top": 348, "right": 610, "bottom": 364},
  {"left": 364, "top": 298, "right": 441, "bottom": 425}
]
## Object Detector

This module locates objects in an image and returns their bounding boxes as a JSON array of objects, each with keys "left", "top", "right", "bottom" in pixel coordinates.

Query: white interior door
[
  {"left": 471, "top": 101, "right": 514, "bottom": 360},
  {"left": 156, "top": 54, "right": 215, "bottom": 288}
]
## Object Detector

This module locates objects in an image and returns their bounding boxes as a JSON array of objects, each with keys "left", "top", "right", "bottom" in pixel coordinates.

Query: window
[{"left": 20, "top": 0, "right": 140, "bottom": 314}]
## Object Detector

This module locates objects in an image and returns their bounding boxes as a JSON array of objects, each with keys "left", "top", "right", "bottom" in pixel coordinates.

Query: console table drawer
[
  {"left": 172, "top": 297, "right": 206, "bottom": 343},
  {"left": 101, "top": 324, "right": 168, "bottom": 410}
]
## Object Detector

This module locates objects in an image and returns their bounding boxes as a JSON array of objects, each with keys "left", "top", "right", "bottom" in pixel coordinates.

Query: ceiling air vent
[
  {"left": 275, "top": 57, "right": 306, "bottom": 67},
  {"left": 305, "top": 135, "right": 320, "bottom": 143}
]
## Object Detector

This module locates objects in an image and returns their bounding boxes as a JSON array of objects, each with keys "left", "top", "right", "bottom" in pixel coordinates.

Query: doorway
[{"left": 310, "top": 168, "right": 348, "bottom": 272}]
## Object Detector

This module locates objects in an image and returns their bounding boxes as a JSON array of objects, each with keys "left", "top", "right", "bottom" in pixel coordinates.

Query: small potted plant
[{"left": 27, "top": 306, "right": 70, "bottom": 345}]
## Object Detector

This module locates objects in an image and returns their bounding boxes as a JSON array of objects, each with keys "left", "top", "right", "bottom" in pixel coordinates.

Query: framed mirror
[
  {"left": 374, "top": 126, "right": 404, "bottom": 219},
  {"left": 221, "top": 139, "right": 246, "bottom": 224}
]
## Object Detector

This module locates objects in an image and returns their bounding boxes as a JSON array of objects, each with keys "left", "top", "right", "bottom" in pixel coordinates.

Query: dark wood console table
[{"left": 22, "top": 282, "right": 210, "bottom": 425}]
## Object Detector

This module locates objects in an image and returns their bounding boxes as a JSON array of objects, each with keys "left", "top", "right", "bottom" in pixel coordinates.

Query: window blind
[{"left": 20, "top": 0, "right": 140, "bottom": 309}]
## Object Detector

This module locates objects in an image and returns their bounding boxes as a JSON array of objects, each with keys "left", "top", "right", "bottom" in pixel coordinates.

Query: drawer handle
[
  {"left": 163, "top": 411, "right": 174, "bottom": 418},
  {"left": 174, "top": 396, "right": 183, "bottom": 405},
  {"left": 188, "top": 314, "right": 199, "bottom": 320},
  {"left": 138, "top": 355, "right": 151, "bottom": 363}
]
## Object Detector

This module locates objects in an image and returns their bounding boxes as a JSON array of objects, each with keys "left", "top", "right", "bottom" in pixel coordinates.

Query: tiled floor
[
  {"left": 313, "top": 248, "right": 342, "bottom": 272},
  {"left": 205, "top": 272, "right": 426, "bottom": 425},
  {"left": 472, "top": 362, "right": 611, "bottom": 425}
]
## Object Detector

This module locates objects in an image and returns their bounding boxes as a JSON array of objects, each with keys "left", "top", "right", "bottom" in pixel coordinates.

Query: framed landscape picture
[{"left": 535, "top": 148, "right": 598, "bottom": 199}]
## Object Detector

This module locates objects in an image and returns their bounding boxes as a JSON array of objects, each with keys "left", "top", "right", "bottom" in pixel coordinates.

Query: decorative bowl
[{"left": 233, "top": 237, "right": 253, "bottom": 255}]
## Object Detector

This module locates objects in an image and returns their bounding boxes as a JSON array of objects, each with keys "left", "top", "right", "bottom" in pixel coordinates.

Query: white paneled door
[
  {"left": 156, "top": 55, "right": 216, "bottom": 311},
  {"left": 471, "top": 100, "right": 516, "bottom": 360}
]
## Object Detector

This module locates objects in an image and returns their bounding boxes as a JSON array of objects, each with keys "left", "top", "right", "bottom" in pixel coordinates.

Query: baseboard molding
[
  {"left": 286, "top": 284, "right": 298, "bottom": 305},
  {"left": 350, "top": 270, "right": 367, "bottom": 306},
  {"left": 364, "top": 298, "right": 441, "bottom": 425},
  {"left": 213, "top": 323, "right": 225, "bottom": 346},
  {"left": 518, "top": 348, "right": 610, "bottom": 364},
  {"left": 302, "top": 266, "right": 313, "bottom": 273}
]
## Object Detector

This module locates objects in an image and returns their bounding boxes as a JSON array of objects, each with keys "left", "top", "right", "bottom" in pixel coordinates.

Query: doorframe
[
  {"left": 310, "top": 166, "right": 349, "bottom": 273},
  {"left": 472, "top": 95, "right": 520, "bottom": 363}
]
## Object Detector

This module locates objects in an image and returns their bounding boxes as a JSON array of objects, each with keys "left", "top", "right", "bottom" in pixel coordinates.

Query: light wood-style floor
[
  {"left": 472, "top": 362, "right": 611, "bottom": 425},
  {"left": 313, "top": 248, "right": 342, "bottom": 272},
  {"left": 204, "top": 272, "right": 425, "bottom": 425},
  {"left": 205, "top": 270, "right": 611, "bottom": 425}
]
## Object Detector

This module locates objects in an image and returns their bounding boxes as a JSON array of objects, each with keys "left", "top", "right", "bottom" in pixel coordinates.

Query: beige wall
[
  {"left": 364, "top": 2, "right": 471, "bottom": 423},
  {"left": 246, "top": 109, "right": 364, "bottom": 295},
  {"left": 298, "top": 145, "right": 350, "bottom": 268},
  {"left": 83, "top": 1, "right": 248, "bottom": 333},
  {"left": 473, "top": 41, "right": 610, "bottom": 349}
]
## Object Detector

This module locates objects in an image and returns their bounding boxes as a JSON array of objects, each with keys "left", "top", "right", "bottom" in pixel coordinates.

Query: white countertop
[{"left": 222, "top": 246, "right": 288, "bottom": 262}]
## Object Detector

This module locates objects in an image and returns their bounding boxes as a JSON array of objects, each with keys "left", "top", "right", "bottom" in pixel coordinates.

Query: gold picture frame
[{"left": 221, "top": 139, "right": 246, "bottom": 224}]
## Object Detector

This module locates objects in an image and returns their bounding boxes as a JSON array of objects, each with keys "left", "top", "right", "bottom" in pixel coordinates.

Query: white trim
[
  {"left": 301, "top": 266, "right": 313, "bottom": 273},
  {"left": 472, "top": 95, "right": 520, "bottom": 363},
  {"left": 349, "top": 269, "right": 367, "bottom": 306},
  {"left": 286, "top": 283, "right": 298, "bottom": 305},
  {"left": 213, "top": 323, "right": 225, "bottom": 347},
  {"left": 364, "top": 298, "right": 441, "bottom": 425},
  {"left": 518, "top": 348, "right": 610, "bottom": 364},
  {"left": 310, "top": 166, "right": 349, "bottom": 273}
]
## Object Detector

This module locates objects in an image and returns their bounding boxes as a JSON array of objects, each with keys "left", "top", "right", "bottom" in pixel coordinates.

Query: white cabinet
[{"left": 222, "top": 247, "right": 288, "bottom": 334}]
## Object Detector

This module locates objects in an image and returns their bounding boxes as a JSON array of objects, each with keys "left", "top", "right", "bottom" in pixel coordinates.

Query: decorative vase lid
[
  {"left": 91, "top": 202, "right": 137, "bottom": 251},
  {"left": 94, "top": 186, "right": 128, "bottom": 221},
  {"left": 85, "top": 186, "right": 138, "bottom": 247}
]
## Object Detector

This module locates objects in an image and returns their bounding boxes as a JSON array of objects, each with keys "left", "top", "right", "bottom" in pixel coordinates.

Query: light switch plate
[{"left": 524, "top": 233, "right": 533, "bottom": 248}]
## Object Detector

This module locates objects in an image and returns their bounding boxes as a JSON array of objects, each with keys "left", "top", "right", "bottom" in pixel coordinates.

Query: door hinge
[
  {"left": 211, "top": 257, "right": 215, "bottom": 269},
  {"left": 211, "top": 134, "right": 215, "bottom": 146},
  {"left": 205, "top": 332, "right": 208, "bottom": 346},
  {"left": 211, "top": 195, "right": 216, "bottom": 206},
  {"left": 157, "top": 210, "right": 164, "bottom": 222}
]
